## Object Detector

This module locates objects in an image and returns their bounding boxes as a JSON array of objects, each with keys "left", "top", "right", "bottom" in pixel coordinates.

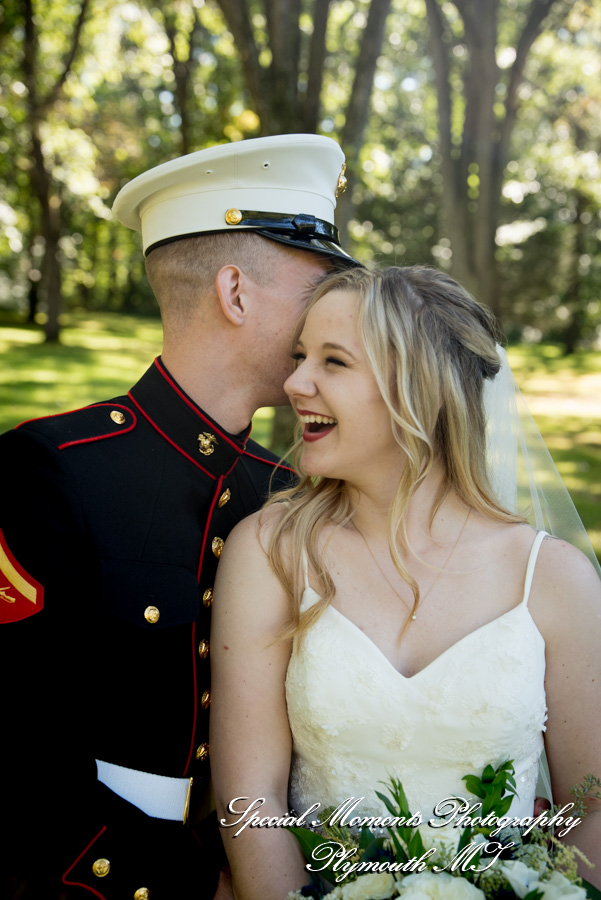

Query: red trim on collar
[
  {"left": 243, "top": 449, "right": 295, "bottom": 473},
  {"left": 154, "top": 358, "right": 248, "bottom": 453},
  {"left": 62, "top": 825, "right": 108, "bottom": 898},
  {"left": 58, "top": 404, "right": 137, "bottom": 449},
  {"left": 128, "top": 392, "right": 216, "bottom": 480}
]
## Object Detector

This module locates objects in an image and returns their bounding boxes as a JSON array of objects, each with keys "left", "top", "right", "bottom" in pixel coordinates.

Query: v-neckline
[{"left": 301, "top": 587, "right": 542, "bottom": 680}]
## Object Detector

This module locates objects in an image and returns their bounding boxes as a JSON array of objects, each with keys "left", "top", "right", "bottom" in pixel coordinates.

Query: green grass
[
  {"left": 507, "top": 344, "right": 601, "bottom": 556},
  {"left": 1, "top": 312, "right": 599, "bottom": 555},
  {"left": 0, "top": 310, "right": 275, "bottom": 442}
]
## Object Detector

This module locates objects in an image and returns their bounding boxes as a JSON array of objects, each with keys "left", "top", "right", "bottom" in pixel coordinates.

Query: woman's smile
[{"left": 297, "top": 408, "right": 338, "bottom": 442}]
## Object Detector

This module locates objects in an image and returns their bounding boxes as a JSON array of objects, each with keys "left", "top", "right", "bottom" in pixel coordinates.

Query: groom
[{"left": 0, "top": 135, "right": 356, "bottom": 899}]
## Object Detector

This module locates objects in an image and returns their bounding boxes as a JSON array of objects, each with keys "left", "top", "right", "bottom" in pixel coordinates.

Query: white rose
[
  {"left": 396, "top": 872, "right": 486, "bottom": 900},
  {"left": 498, "top": 860, "right": 541, "bottom": 898},
  {"left": 415, "top": 825, "right": 459, "bottom": 856},
  {"left": 338, "top": 873, "right": 397, "bottom": 900},
  {"left": 537, "top": 872, "right": 587, "bottom": 900}
]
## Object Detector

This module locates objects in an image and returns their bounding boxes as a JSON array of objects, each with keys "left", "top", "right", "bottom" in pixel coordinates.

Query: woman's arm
[
  {"left": 532, "top": 537, "right": 601, "bottom": 887},
  {"left": 210, "top": 511, "right": 308, "bottom": 900}
]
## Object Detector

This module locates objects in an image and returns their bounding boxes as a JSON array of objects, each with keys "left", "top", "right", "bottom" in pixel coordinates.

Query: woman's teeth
[{"left": 299, "top": 414, "right": 337, "bottom": 425}]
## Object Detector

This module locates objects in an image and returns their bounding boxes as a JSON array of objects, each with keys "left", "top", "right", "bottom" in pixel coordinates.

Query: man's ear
[{"left": 215, "top": 265, "right": 250, "bottom": 326}]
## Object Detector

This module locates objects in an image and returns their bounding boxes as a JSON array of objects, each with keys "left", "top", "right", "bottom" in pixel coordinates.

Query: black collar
[{"left": 128, "top": 358, "right": 251, "bottom": 480}]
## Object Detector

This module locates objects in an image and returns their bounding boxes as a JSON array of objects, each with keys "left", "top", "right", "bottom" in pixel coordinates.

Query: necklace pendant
[{"left": 411, "top": 614, "right": 417, "bottom": 620}]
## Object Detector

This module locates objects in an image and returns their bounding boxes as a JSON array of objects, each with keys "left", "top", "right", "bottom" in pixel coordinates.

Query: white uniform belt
[{"left": 96, "top": 759, "right": 192, "bottom": 822}]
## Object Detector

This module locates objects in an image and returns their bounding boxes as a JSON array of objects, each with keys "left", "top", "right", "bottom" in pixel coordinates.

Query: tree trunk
[
  {"left": 336, "top": 0, "right": 392, "bottom": 245},
  {"left": 425, "top": 0, "right": 568, "bottom": 314},
  {"left": 22, "top": 0, "right": 90, "bottom": 342},
  {"left": 29, "top": 117, "right": 62, "bottom": 342}
]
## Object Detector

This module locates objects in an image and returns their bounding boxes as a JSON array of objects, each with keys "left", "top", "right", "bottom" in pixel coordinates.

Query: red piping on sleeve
[{"left": 62, "top": 826, "right": 108, "bottom": 898}]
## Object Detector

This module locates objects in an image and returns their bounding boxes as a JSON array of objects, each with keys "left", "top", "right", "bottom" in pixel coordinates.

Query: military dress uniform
[
  {"left": 0, "top": 357, "right": 294, "bottom": 898},
  {"left": 1, "top": 134, "right": 356, "bottom": 900}
]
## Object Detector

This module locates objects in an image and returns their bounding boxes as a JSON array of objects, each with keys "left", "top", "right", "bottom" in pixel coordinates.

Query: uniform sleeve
[{"left": 0, "top": 426, "right": 100, "bottom": 880}]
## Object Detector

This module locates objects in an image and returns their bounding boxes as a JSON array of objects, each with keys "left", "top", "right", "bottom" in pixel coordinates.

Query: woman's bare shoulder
[{"left": 224, "top": 502, "right": 290, "bottom": 551}]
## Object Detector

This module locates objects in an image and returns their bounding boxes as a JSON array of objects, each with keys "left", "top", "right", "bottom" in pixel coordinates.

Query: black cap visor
[{"left": 145, "top": 209, "right": 362, "bottom": 268}]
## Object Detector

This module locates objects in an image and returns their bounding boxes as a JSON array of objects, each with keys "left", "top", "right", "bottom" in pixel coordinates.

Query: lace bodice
[{"left": 285, "top": 531, "right": 548, "bottom": 822}]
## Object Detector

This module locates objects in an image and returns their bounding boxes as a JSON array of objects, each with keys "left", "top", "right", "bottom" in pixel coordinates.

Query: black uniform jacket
[{"left": 0, "top": 357, "right": 294, "bottom": 899}]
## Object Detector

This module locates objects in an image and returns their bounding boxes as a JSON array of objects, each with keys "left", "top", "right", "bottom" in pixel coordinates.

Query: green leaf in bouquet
[
  {"left": 376, "top": 776, "right": 412, "bottom": 818},
  {"left": 583, "top": 879, "right": 601, "bottom": 900},
  {"left": 359, "top": 826, "right": 378, "bottom": 852},
  {"left": 288, "top": 826, "right": 347, "bottom": 886},
  {"left": 463, "top": 775, "right": 488, "bottom": 799},
  {"left": 288, "top": 826, "right": 329, "bottom": 861},
  {"left": 522, "top": 890, "right": 544, "bottom": 900},
  {"left": 386, "top": 826, "right": 410, "bottom": 865},
  {"left": 481, "top": 764, "right": 496, "bottom": 783},
  {"left": 457, "top": 825, "right": 474, "bottom": 851}
]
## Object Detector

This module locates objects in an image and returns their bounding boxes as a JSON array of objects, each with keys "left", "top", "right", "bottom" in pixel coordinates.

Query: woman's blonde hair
[{"left": 265, "top": 265, "right": 523, "bottom": 639}]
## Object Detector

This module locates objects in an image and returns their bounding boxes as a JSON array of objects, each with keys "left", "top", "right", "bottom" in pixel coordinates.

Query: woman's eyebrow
[{"left": 322, "top": 341, "right": 357, "bottom": 360}]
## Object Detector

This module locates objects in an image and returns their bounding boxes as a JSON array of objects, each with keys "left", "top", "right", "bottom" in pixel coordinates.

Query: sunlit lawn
[{"left": 1, "top": 312, "right": 599, "bottom": 556}]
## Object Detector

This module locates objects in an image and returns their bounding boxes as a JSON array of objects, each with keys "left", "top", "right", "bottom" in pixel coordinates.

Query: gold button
[
  {"left": 134, "top": 890, "right": 150, "bottom": 900},
  {"left": 218, "top": 488, "right": 231, "bottom": 507},
  {"left": 110, "top": 410, "right": 126, "bottom": 425},
  {"left": 195, "top": 742, "right": 209, "bottom": 762},
  {"left": 198, "top": 639, "right": 210, "bottom": 659},
  {"left": 144, "top": 605, "right": 160, "bottom": 624},
  {"left": 201, "top": 689, "right": 211, "bottom": 709},
  {"left": 92, "top": 858, "right": 110, "bottom": 877},
  {"left": 225, "top": 208, "right": 242, "bottom": 225},
  {"left": 212, "top": 537, "right": 224, "bottom": 558},
  {"left": 202, "top": 588, "right": 213, "bottom": 608}
]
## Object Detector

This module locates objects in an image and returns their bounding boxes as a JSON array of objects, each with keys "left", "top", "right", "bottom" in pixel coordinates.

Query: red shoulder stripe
[{"left": 58, "top": 404, "right": 137, "bottom": 449}]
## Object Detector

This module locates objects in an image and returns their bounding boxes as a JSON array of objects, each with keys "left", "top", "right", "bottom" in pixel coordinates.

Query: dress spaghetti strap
[
  {"left": 301, "top": 548, "right": 310, "bottom": 592},
  {"left": 521, "top": 530, "right": 548, "bottom": 607}
]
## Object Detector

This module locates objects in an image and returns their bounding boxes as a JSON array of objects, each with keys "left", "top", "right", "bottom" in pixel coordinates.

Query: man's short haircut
[{"left": 144, "top": 232, "right": 303, "bottom": 328}]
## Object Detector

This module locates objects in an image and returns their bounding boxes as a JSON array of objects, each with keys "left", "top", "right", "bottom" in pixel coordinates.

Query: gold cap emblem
[
  {"left": 144, "top": 605, "right": 160, "bottom": 624},
  {"left": 198, "top": 433, "right": 217, "bottom": 456},
  {"left": 225, "top": 208, "right": 243, "bottom": 225},
  {"left": 336, "top": 163, "right": 347, "bottom": 198},
  {"left": 110, "top": 410, "right": 126, "bottom": 425}
]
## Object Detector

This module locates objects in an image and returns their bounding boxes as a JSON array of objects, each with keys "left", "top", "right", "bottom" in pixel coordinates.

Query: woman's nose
[{"left": 284, "top": 361, "right": 317, "bottom": 400}]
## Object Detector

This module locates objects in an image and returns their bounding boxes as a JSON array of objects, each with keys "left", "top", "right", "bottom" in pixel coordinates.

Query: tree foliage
[{"left": 0, "top": 0, "right": 599, "bottom": 355}]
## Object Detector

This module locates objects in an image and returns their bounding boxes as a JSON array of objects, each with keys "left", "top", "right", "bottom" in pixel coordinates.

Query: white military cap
[{"left": 112, "top": 133, "right": 357, "bottom": 265}]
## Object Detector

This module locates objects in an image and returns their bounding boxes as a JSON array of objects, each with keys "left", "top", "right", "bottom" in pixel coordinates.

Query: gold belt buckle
[{"left": 183, "top": 777, "right": 193, "bottom": 825}]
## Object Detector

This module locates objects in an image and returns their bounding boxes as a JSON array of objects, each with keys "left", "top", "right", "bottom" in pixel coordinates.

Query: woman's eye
[
  {"left": 290, "top": 352, "right": 305, "bottom": 364},
  {"left": 325, "top": 356, "right": 346, "bottom": 367}
]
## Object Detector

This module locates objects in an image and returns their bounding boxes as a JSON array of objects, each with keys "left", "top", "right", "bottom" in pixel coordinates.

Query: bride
[{"left": 210, "top": 265, "right": 601, "bottom": 899}]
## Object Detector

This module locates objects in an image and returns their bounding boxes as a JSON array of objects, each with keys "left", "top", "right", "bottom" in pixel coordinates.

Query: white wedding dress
[{"left": 286, "top": 531, "right": 548, "bottom": 822}]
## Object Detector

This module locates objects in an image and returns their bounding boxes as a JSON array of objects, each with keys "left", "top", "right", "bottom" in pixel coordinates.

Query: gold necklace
[{"left": 353, "top": 509, "right": 471, "bottom": 622}]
